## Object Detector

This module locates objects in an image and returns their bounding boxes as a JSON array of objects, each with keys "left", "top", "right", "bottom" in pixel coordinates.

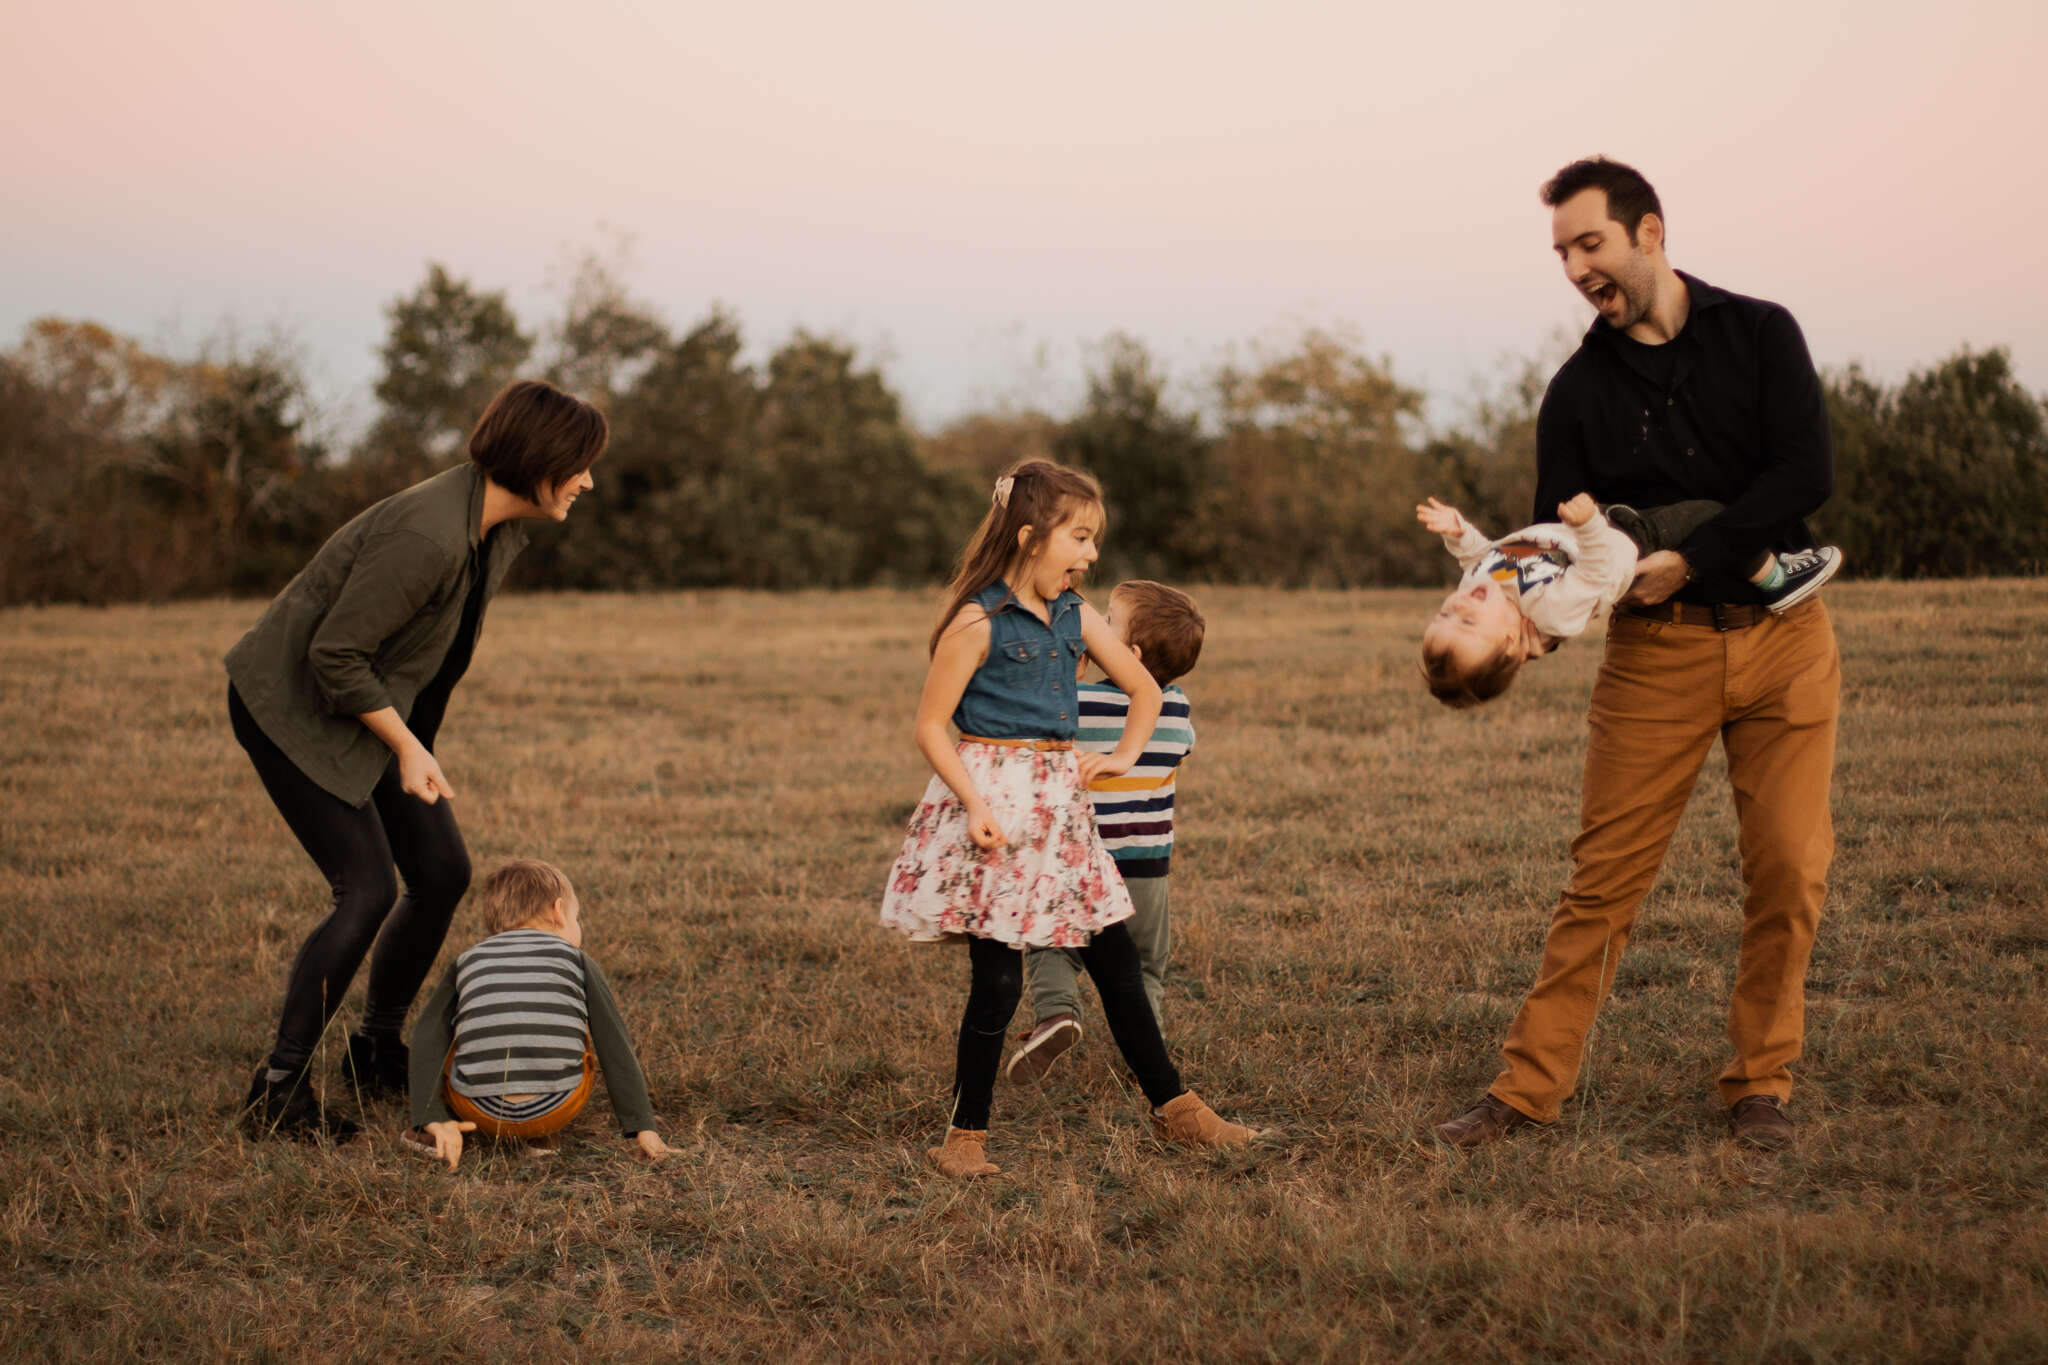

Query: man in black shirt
[{"left": 1435, "top": 158, "right": 1842, "bottom": 1152}]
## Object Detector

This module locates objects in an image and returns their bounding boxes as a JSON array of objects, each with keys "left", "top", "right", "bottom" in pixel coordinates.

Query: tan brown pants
[{"left": 1490, "top": 599, "right": 1840, "bottom": 1122}]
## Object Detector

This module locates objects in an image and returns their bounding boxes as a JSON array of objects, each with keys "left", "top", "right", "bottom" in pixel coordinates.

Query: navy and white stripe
[
  {"left": 1077, "top": 680, "right": 1194, "bottom": 879},
  {"left": 449, "top": 929, "right": 589, "bottom": 1100}
]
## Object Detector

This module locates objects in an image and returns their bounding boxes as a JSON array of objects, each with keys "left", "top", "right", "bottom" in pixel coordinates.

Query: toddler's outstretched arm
[{"left": 1416, "top": 496, "right": 1470, "bottom": 537}]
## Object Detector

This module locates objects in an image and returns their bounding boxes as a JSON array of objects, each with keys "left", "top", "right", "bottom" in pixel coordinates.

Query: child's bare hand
[
  {"left": 1416, "top": 497, "right": 1466, "bottom": 536},
  {"left": 423, "top": 1120, "right": 476, "bottom": 1171},
  {"left": 966, "top": 805, "right": 1007, "bottom": 849},
  {"left": 1557, "top": 493, "right": 1598, "bottom": 527},
  {"left": 630, "top": 1131, "right": 679, "bottom": 1161},
  {"left": 1077, "top": 751, "right": 1131, "bottom": 786}
]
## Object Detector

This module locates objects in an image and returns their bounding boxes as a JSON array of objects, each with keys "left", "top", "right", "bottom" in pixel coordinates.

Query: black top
[{"left": 1533, "top": 271, "right": 1834, "bottom": 605}]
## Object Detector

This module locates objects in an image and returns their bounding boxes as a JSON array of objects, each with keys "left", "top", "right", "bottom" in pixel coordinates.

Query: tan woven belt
[{"left": 959, "top": 735, "right": 1075, "bottom": 751}]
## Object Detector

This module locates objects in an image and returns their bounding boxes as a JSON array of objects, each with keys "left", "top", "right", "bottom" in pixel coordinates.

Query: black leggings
[
  {"left": 228, "top": 685, "right": 471, "bottom": 1072},
  {"left": 951, "top": 923, "right": 1182, "bottom": 1131}
]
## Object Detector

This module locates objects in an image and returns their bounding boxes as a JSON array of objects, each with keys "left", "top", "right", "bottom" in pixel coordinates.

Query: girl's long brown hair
[{"left": 929, "top": 458, "right": 1106, "bottom": 655}]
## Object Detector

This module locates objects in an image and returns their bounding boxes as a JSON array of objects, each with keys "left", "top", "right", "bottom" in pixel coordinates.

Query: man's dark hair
[
  {"left": 467, "top": 379, "right": 608, "bottom": 503},
  {"left": 1540, "top": 157, "right": 1664, "bottom": 246}
]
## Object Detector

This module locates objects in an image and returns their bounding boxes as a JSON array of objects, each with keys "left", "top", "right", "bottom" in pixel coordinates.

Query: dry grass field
[{"left": 3, "top": 581, "right": 2045, "bottom": 1362}]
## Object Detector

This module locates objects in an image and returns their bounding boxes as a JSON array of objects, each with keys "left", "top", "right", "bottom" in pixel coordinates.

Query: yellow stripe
[{"left": 1088, "top": 773, "right": 1174, "bottom": 793}]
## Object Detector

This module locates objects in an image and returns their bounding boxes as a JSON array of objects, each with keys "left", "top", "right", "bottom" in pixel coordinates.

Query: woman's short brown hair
[
  {"left": 467, "top": 380, "right": 608, "bottom": 502},
  {"left": 474, "top": 858, "right": 576, "bottom": 936}
]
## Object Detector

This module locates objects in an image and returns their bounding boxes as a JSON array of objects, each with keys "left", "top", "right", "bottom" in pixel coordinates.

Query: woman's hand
[
  {"left": 1077, "top": 750, "right": 1132, "bottom": 786},
  {"left": 423, "top": 1120, "right": 476, "bottom": 1171},
  {"left": 398, "top": 745, "right": 457, "bottom": 804},
  {"left": 1416, "top": 497, "right": 1467, "bottom": 536},
  {"left": 966, "top": 802, "right": 1008, "bottom": 850},
  {"left": 630, "top": 1131, "right": 679, "bottom": 1161}
]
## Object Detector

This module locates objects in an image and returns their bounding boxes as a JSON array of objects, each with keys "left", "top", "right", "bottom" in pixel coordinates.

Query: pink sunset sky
[{"left": 5, "top": 0, "right": 2043, "bottom": 433}]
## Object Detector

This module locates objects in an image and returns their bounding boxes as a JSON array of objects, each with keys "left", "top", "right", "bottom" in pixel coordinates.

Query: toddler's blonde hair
[{"left": 475, "top": 858, "right": 576, "bottom": 936}]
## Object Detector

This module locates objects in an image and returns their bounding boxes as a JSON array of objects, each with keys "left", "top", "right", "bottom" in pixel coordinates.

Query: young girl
[{"left": 880, "top": 458, "right": 1259, "bottom": 1177}]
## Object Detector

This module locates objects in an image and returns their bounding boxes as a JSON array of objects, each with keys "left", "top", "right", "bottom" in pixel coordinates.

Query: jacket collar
[{"left": 1585, "top": 269, "right": 1728, "bottom": 348}]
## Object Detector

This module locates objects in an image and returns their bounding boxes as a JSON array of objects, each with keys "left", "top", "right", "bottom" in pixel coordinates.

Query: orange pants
[
  {"left": 443, "top": 1049, "right": 596, "bottom": 1139},
  {"left": 1490, "top": 600, "right": 1840, "bottom": 1122}
]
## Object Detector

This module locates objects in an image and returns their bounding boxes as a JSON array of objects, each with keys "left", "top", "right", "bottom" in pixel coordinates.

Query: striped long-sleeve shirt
[
  {"left": 408, "top": 930, "right": 657, "bottom": 1136},
  {"left": 1077, "top": 680, "right": 1194, "bottom": 879},
  {"left": 448, "top": 929, "right": 591, "bottom": 1098}
]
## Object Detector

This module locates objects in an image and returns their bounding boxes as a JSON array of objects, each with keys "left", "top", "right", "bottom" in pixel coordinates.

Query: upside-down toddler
[
  {"left": 405, "top": 859, "right": 678, "bottom": 1169},
  {"left": 1417, "top": 493, "right": 1841, "bottom": 708}
]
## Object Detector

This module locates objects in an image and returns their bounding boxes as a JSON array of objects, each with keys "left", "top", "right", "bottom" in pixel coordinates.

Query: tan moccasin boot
[
  {"left": 1150, "top": 1091, "right": 1258, "bottom": 1148},
  {"left": 927, "top": 1127, "right": 1000, "bottom": 1177}
]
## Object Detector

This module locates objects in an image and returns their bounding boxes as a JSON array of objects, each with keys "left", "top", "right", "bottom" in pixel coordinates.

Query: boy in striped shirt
[
  {"left": 1007, "top": 581, "right": 1205, "bottom": 1084},
  {"left": 404, "top": 859, "right": 679, "bottom": 1169}
]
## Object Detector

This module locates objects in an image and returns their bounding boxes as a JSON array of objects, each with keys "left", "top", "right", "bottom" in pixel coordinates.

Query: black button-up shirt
[{"left": 1533, "top": 271, "right": 1833, "bottom": 604}]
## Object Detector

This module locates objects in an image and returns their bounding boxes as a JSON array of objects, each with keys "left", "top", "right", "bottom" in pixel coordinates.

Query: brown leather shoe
[
  {"left": 1728, "top": 1095, "right": 1794, "bottom": 1150},
  {"left": 1150, "top": 1091, "right": 1260, "bottom": 1148},
  {"left": 927, "top": 1127, "right": 1000, "bottom": 1177},
  {"left": 1432, "top": 1094, "right": 1534, "bottom": 1148}
]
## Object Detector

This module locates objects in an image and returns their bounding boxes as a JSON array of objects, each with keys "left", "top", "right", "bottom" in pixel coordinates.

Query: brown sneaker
[
  {"left": 1728, "top": 1095, "right": 1794, "bottom": 1150},
  {"left": 926, "top": 1127, "right": 1000, "bottom": 1178},
  {"left": 1150, "top": 1091, "right": 1259, "bottom": 1148},
  {"left": 1004, "top": 1013, "right": 1081, "bottom": 1085},
  {"left": 1432, "top": 1094, "right": 1534, "bottom": 1149}
]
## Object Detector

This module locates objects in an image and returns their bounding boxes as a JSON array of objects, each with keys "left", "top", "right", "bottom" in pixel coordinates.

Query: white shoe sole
[{"left": 1004, "top": 1017, "right": 1082, "bottom": 1084}]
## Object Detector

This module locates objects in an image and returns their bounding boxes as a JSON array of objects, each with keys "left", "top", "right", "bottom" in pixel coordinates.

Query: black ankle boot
[
  {"left": 241, "top": 1065, "right": 359, "bottom": 1143},
  {"left": 343, "top": 1031, "right": 410, "bottom": 1102}
]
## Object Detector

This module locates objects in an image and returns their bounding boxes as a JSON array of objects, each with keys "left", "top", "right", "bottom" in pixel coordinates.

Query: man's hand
[
  {"left": 423, "top": 1120, "right": 476, "bottom": 1170},
  {"left": 1557, "top": 493, "right": 1598, "bottom": 527},
  {"left": 1416, "top": 496, "right": 1467, "bottom": 537},
  {"left": 1623, "top": 550, "right": 1691, "bottom": 606},
  {"left": 630, "top": 1131, "right": 679, "bottom": 1161}
]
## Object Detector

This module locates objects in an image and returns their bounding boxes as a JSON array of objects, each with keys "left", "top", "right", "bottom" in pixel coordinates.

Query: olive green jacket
[{"left": 224, "top": 464, "right": 531, "bottom": 806}]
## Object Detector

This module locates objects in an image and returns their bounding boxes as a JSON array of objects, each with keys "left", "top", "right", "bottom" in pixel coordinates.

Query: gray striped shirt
[{"left": 449, "top": 929, "right": 589, "bottom": 1099}]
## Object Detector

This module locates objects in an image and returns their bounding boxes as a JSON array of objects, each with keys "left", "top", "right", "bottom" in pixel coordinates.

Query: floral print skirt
[{"left": 880, "top": 741, "right": 1134, "bottom": 949}]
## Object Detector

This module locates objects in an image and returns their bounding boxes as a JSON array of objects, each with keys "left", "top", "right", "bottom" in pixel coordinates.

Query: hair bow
[{"left": 991, "top": 475, "right": 1015, "bottom": 509}]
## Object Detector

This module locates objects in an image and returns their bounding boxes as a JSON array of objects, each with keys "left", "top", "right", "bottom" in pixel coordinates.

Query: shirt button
[
  {"left": 1686, "top": 448, "right": 1695, "bottom": 456},
  {"left": 1667, "top": 398, "right": 1674, "bottom": 406}
]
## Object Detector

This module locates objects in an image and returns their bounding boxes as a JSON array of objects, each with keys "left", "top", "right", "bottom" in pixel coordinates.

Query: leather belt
[
  {"left": 1617, "top": 600, "right": 1765, "bottom": 632},
  {"left": 959, "top": 735, "right": 1075, "bottom": 751}
]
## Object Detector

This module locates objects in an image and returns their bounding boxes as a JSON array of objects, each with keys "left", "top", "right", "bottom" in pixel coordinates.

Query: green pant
[{"left": 1026, "top": 875, "right": 1170, "bottom": 1026}]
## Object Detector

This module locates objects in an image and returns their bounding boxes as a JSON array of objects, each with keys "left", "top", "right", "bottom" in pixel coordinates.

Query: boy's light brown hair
[
  {"left": 476, "top": 858, "right": 576, "bottom": 936},
  {"left": 1115, "top": 580, "right": 1204, "bottom": 686},
  {"left": 1421, "top": 637, "right": 1523, "bottom": 709}
]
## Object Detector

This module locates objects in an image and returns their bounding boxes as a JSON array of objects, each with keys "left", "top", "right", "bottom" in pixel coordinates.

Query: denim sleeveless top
[{"left": 951, "top": 582, "right": 1086, "bottom": 740}]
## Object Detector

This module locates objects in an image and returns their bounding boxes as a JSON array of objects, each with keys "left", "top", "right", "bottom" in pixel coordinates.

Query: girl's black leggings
[
  {"left": 951, "top": 923, "right": 1182, "bottom": 1131},
  {"left": 228, "top": 685, "right": 470, "bottom": 1073}
]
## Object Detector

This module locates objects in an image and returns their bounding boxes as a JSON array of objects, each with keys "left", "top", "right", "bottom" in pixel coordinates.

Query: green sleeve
[
  {"left": 408, "top": 969, "right": 459, "bottom": 1129},
  {"left": 581, "top": 953, "right": 657, "bottom": 1137},
  {"left": 306, "top": 528, "right": 450, "bottom": 716}
]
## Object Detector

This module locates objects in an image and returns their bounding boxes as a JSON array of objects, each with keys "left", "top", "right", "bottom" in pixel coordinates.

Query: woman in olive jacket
[{"left": 227, "top": 379, "right": 606, "bottom": 1140}]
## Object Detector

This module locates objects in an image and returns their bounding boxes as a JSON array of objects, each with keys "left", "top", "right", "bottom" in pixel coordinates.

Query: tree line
[{"left": 4, "top": 259, "right": 2043, "bottom": 607}]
